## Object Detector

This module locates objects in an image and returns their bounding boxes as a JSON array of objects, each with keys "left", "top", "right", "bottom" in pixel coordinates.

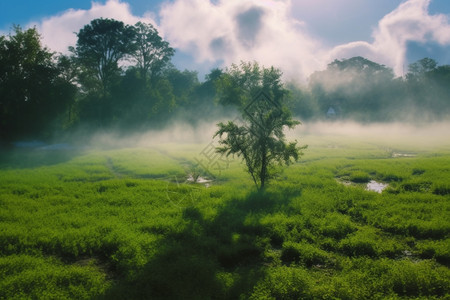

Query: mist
[
  {"left": 49, "top": 119, "right": 448, "bottom": 156},
  {"left": 288, "top": 56, "right": 450, "bottom": 124},
  {"left": 292, "top": 120, "right": 450, "bottom": 145},
  {"left": 85, "top": 120, "right": 223, "bottom": 148}
]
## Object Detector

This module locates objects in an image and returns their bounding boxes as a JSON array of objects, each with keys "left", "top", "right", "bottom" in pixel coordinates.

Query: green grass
[{"left": 0, "top": 134, "right": 449, "bottom": 299}]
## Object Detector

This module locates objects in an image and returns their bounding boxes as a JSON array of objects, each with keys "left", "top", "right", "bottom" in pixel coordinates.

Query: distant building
[{"left": 326, "top": 106, "right": 336, "bottom": 118}]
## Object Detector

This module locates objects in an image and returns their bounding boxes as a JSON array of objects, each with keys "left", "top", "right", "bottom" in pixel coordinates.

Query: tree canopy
[
  {"left": 0, "top": 26, "right": 75, "bottom": 140},
  {"left": 71, "top": 18, "right": 136, "bottom": 96},
  {"left": 131, "top": 22, "right": 174, "bottom": 84}
]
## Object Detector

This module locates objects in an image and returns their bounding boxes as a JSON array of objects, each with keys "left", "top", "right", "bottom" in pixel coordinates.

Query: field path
[{"left": 105, "top": 156, "right": 124, "bottom": 179}]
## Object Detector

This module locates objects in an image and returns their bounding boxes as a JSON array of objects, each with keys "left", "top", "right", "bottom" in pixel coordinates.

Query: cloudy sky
[{"left": 1, "top": 0, "right": 449, "bottom": 81}]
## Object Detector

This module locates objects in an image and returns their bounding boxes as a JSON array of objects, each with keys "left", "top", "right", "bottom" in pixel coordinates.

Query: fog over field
[
  {"left": 295, "top": 121, "right": 450, "bottom": 140},
  {"left": 69, "top": 120, "right": 450, "bottom": 153}
]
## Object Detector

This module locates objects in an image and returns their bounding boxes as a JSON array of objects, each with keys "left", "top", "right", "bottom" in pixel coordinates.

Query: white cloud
[
  {"left": 330, "top": 0, "right": 450, "bottom": 75},
  {"left": 160, "top": 0, "right": 450, "bottom": 80},
  {"left": 32, "top": 0, "right": 157, "bottom": 54},
  {"left": 159, "top": 0, "right": 324, "bottom": 81},
  {"left": 23, "top": 0, "right": 450, "bottom": 81}
]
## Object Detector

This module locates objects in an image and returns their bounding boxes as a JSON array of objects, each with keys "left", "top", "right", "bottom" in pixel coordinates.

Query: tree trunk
[{"left": 259, "top": 142, "right": 267, "bottom": 191}]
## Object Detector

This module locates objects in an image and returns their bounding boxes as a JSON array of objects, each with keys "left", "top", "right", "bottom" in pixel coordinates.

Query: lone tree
[
  {"left": 214, "top": 62, "right": 306, "bottom": 191},
  {"left": 71, "top": 18, "right": 136, "bottom": 96}
]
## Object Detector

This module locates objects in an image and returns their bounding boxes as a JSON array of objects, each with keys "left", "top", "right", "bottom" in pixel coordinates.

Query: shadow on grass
[
  {"left": 101, "top": 189, "right": 294, "bottom": 299},
  {"left": 0, "top": 149, "right": 83, "bottom": 169}
]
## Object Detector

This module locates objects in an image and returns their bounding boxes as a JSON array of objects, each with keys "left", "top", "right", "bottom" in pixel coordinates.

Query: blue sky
[
  {"left": 0, "top": 1, "right": 161, "bottom": 28},
  {"left": 1, "top": 0, "right": 450, "bottom": 80}
]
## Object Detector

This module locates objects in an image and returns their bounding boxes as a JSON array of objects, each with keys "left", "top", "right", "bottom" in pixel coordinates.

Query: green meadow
[{"left": 0, "top": 128, "right": 449, "bottom": 299}]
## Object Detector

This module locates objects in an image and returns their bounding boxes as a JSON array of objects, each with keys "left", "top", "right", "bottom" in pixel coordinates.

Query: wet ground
[
  {"left": 366, "top": 180, "right": 388, "bottom": 193},
  {"left": 187, "top": 174, "right": 212, "bottom": 187}
]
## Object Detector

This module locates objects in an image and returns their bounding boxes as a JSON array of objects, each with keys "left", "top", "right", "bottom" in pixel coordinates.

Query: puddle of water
[
  {"left": 392, "top": 152, "right": 416, "bottom": 158},
  {"left": 187, "top": 174, "right": 212, "bottom": 187},
  {"left": 366, "top": 180, "right": 388, "bottom": 193}
]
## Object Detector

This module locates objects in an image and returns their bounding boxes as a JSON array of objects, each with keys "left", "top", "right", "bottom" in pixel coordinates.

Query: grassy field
[{"left": 0, "top": 126, "right": 449, "bottom": 299}]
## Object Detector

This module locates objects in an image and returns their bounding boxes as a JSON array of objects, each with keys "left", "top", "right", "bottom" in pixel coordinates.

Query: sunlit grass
[{"left": 0, "top": 134, "right": 449, "bottom": 298}]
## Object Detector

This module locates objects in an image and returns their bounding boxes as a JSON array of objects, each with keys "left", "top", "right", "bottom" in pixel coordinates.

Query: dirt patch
[{"left": 74, "top": 256, "right": 117, "bottom": 281}]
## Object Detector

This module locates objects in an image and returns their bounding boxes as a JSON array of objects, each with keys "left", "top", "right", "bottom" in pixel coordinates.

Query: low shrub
[
  {"left": 350, "top": 171, "right": 370, "bottom": 183},
  {"left": 432, "top": 184, "right": 450, "bottom": 195},
  {"left": 389, "top": 260, "right": 449, "bottom": 297},
  {"left": 315, "top": 213, "right": 357, "bottom": 240},
  {"left": 380, "top": 173, "right": 402, "bottom": 182},
  {"left": 281, "top": 242, "right": 332, "bottom": 267},
  {"left": 0, "top": 255, "right": 109, "bottom": 299},
  {"left": 401, "top": 181, "right": 432, "bottom": 192},
  {"left": 416, "top": 239, "right": 450, "bottom": 266},
  {"left": 412, "top": 168, "right": 425, "bottom": 175},
  {"left": 249, "top": 266, "right": 313, "bottom": 299}
]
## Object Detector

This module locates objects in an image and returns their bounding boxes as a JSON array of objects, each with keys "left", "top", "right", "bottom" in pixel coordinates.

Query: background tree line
[
  {"left": 291, "top": 56, "right": 450, "bottom": 122},
  {"left": 1, "top": 18, "right": 449, "bottom": 142}
]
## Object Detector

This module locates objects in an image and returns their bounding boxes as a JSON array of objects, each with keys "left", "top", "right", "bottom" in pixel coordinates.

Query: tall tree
[
  {"left": 0, "top": 26, "right": 75, "bottom": 140},
  {"left": 408, "top": 57, "right": 437, "bottom": 78},
  {"left": 308, "top": 56, "right": 395, "bottom": 120},
  {"left": 406, "top": 58, "right": 450, "bottom": 118},
  {"left": 72, "top": 18, "right": 135, "bottom": 96},
  {"left": 214, "top": 62, "right": 306, "bottom": 191},
  {"left": 131, "top": 22, "right": 174, "bottom": 84}
]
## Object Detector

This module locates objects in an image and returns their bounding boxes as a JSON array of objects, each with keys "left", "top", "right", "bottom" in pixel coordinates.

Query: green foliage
[
  {"left": 68, "top": 18, "right": 180, "bottom": 129},
  {"left": 0, "top": 255, "right": 109, "bottom": 299},
  {"left": 308, "top": 56, "right": 396, "bottom": 121},
  {"left": 432, "top": 183, "right": 450, "bottom": 195},
  {"left": 215, "top": 61, "right": 287, "bottom": 107},
  {"left": 416, "top": 239, "right": 450, "bottom": 266},
  {"left": 281, "top": 241, "right": 333, "bottom": 267},
  {"left": 72, "top": 18, "right": 136, "bottom": 96},
  {"left": 304, "top": 56, "right": 450, "bottom": 121},
  {"left": 250, "top": 266, "right": 313, "bottom": 299},
  {"left": 2, "top": 18, "right": 449, "bottom": 139},
  {"left": 215, "top": 62, "right": 306, "bottom": 190},
  {"left": 131, "top": 21, "right": 174, "bottom": 83},
  {"left": 349, "top": 171, "right": 370, "bottom": 183},
  {"left": 338, "top": 227, "right": 402, "bottom": 258},
  {"left": 408, "top": 57, "right": 438, "bottom": 76},
  {"left": 0, "top": 26, "right": 76, "bottom": 140}
]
